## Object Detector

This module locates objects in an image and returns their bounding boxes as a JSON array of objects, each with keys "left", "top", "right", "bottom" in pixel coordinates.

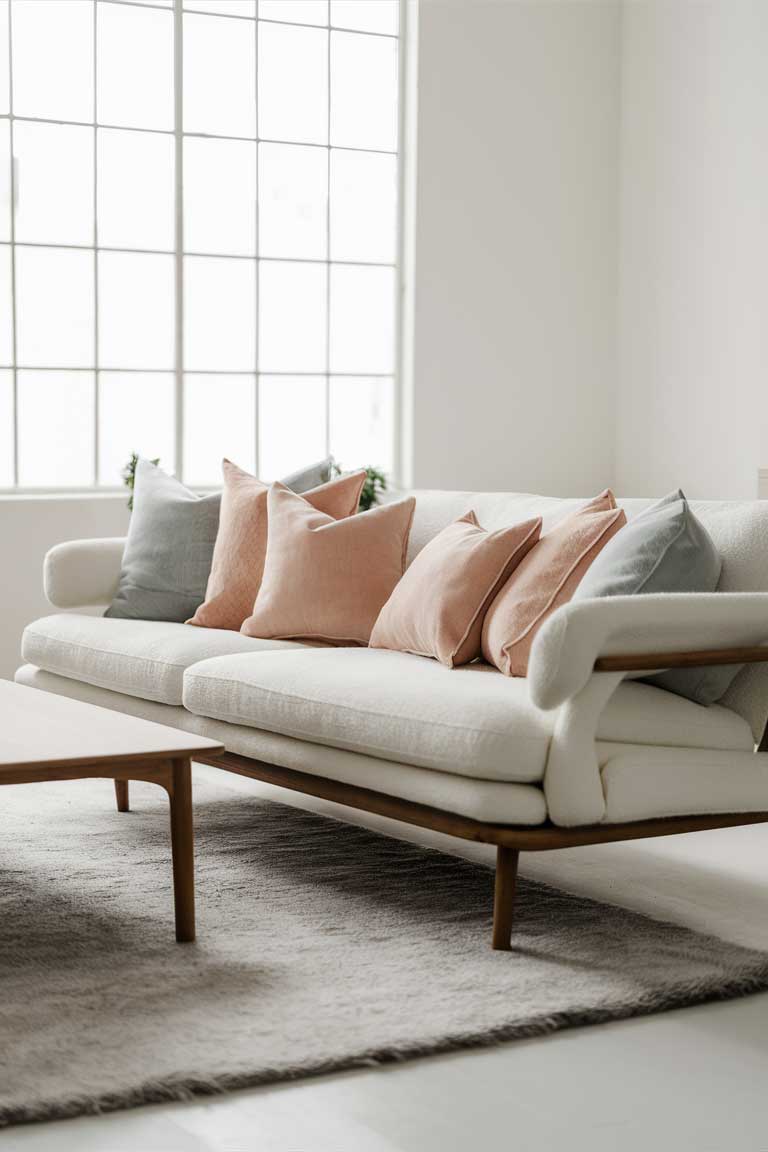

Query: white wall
[
  {"left": 408, "top": 0, "right": 621, "bottom": 494},
  {"left": 0, "top": 495, "right": 128, "bottom": 681},
  {"left": 615, "top": 0, "right": 768, "bottom": 498}
]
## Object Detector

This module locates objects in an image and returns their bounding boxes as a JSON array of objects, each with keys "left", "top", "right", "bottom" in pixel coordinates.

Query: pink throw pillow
[
  {"left": 481, "top": 491, "right": 627, "bottom": 677},
  {"left": 188, "top": 461, "right": 365, "bottom": 631},
  {"left": 370, "top": 512, "right": 542, "bottom": 667},
  {"left": 241, "top": 484, "right": 416, "bottom": 646}
]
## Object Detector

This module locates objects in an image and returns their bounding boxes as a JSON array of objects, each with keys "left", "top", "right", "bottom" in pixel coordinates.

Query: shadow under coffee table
[{"left": 0, "top": 680, "right": 223, "bottom": 942}]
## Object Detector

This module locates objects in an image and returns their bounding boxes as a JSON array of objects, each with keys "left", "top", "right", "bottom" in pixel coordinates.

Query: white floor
[{"left": 4, "top": 764, "right": 768, "bottom": 1152}]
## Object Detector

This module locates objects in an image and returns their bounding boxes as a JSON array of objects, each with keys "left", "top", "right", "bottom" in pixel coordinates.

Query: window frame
[{"left": 0, "top": 0, "right": 406, "bottom": 492}]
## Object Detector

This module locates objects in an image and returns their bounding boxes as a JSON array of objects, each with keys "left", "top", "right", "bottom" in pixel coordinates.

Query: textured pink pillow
[
  {"left": 370, "top": 512, "right": 542, "bottom": 667},
  {"left": 241, "top": 484, "right": 416, "bottom": 645},
  {"left": 188, "top": 461, "right": 365, "bottom": 631},
  {"left": 481, "top": 491, "right": 627, "bottom": 677}
]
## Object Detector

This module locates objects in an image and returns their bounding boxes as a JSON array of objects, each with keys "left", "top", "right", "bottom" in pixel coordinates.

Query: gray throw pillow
[
  {"left": 573, "top": 489, "right": 738, "bottom": 706},
  {"left": 106, "top": 456, "right": 334, "bottom": 623}
]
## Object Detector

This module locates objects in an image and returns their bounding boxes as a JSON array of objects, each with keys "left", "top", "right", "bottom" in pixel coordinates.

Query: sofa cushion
[
  {"left": 369, "top": 512, "right": 541, "bottom": 667},
  {"left": 481, "top": 491, "right": 627, "bottom": 678},
  {"left": 574, "top": 489, "right": 733, "bottom": 706},
  {"left": 13, "top": 664, "right": 549, "bottom": 826},
  {"left": 104, "top": 458, "right": 222, "bottom": 624},
  {"left": 182, "top": 648, "right": 754, "bottom": 784},
  {"left": 241, "top": 486, "right": 416, "bottom": 645},
  {"left": 188, "top": 464, "right": 365, "bottom": 632},
  {"left": 22, "top": 614, "right": 305, "bottom": 706}
]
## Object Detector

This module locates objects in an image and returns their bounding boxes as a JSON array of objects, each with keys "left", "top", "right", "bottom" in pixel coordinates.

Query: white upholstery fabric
[
  {"left": 182, "top": 648, "right": 754, "bottom": 785},
  {"left": 16, "top": 662, "right": 766, "bottom": 827},
  {"left": 13, "top": 665, "right": 547, "bottom": 824},
  {"left": 600, "top": 745, "right": 768, "bottom": 824},
  {"left": 184, "top": 648, "right": 553, "bottom": 783},
  {"left": 41, "top": 493, "right": 768, "bottom": 735},
  {"left": 44, "top": 538, "right": 126, "bottom": 608},
  {"left": 528, "top": 593, "right": 768, "bottom": 718},
  {"left": 21, "top": 615, "right": 306, "bottom": 706},
  {"left": 32, "top": 489, "right": 768, "bottom": 828},
  {"left": 593, "top": 679, "right": 753, "bottom": 751}
]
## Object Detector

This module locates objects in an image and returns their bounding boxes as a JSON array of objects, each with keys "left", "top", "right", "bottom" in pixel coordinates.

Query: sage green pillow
[
  {"left": 106, "top": 456, "right": 333, "bottom": 623},
  {"left": 574, "top": 490, "right": 737, "bottom": 705}
]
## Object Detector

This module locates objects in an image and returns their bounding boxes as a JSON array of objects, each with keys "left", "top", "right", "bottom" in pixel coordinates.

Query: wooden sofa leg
[
  {"left": 492, "top": 845, "right": 519, "bottom": 951},
  {"left": 114, "top": 779, "right": 130, "bottom": 813}
]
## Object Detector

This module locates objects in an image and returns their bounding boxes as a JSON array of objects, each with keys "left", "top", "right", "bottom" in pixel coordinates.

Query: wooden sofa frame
[{"left": 114, "top": 645, "right": 768, "bottom": 950}]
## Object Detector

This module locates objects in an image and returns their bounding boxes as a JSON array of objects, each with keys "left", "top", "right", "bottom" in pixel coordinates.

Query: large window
[{"left": 0, "top": 0, "right": 401, "bottom": 489}]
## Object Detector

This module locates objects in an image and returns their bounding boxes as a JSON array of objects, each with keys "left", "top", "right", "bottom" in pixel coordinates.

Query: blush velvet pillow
[
  {"left": 370, "top": 512, "right": 542, "bottom": 668},
  {"left": 482, "top": 490, "right": 627, "bottom": 677},
  {"left": 188, "top": 462, "right": 365, "bottom": 631},
  {"left": 241, "top": 484, "right": 416, "bottom": 646}
]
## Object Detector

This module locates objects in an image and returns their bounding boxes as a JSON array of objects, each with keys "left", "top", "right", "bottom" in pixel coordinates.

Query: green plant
[
  {"left": 122, "top": 453, "right": 159, "bottom": 511},
  {"left": 332, "top": 463, "right": 388, "bottom": 511}
]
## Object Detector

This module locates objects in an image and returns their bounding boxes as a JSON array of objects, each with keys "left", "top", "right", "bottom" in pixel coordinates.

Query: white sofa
[{"left": 15, "top": 489, "right": 768, "bottom": 948}]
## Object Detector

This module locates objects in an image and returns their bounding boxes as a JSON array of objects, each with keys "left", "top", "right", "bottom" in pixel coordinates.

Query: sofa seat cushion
[
  {"left": 13, "top": 664, "right": 549, "bottom": 826},
  {"left": 22, "top": 614, "right": 306, "bottom": 706},
  {"left": 182, "top": 649, "right": 754, "bottom": 784}
]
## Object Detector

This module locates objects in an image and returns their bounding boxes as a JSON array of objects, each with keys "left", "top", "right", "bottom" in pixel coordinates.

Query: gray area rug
[{"left": 2, "top": 775, "right": 768, "bottom": 1127}]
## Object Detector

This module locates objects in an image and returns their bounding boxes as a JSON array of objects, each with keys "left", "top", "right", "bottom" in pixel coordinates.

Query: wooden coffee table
[{"left": 0, "top": 680, "right": 223, "bottom": 942}]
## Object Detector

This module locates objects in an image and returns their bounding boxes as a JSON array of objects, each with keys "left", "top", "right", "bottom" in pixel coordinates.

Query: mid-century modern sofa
[{"left": 15, "top": 489, "right": 768, "bottom": 949}]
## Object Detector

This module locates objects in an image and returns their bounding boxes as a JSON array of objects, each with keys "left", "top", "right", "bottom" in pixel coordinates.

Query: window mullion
[
  {"left": 7, "top": 0, "right": 18, "bottom": 485},
  {"left": 324, "top": 23, "right": 331, "bottom": 460},
  {"left": 253, "top": 7, "right": 259, "bottom": 478},
  {"left": 173, "top": 0, "right": 184, "bottom": 480},
  {"left": 93, "top": 0, "right": 99, "bottom": 486}
]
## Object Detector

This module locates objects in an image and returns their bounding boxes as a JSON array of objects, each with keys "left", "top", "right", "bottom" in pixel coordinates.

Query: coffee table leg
[
  {"left": 114, "top": 779, "right": 130, "bottom": 812},
  {"left": 169, "top": 756, "right": 195, "bottom": 943}
]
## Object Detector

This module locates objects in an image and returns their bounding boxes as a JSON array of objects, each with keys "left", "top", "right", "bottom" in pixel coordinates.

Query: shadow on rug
[{"left": 1, "top": 774, "right": 768, "bottom": 1126}]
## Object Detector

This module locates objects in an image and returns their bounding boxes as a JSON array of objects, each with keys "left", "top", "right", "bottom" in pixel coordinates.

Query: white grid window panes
[
  {"left": 183, "top": 12, "right": 256, "bottom": 138},
  {"left": 1, "top": 0, "right": 402, "bottom": 489},
  {"left": 0, "top": 119, "right": 9, "bottom": 241},
  {"left": 97, "top": 3, "right": 174, "bottom": 131},
  {"left": 17, "top": 370, "right": 95, "bottom": 487},
  {"left": 98, "top": 371, "right": 175, "bottom": 485},
  {"left": 258, "top": 142, "right": 327, "bottom": 259},
  {"left": 184, "top": 256, "right": 256, "bottom": 372},
  {"left": 183, "top": 373, "right": 256, "bottom": 485},
  {"left": 97, "top": 128, "right": 175, "bottom": 251},
  {"left": 330, "top": 29, "right": 397, "bottom": 151},
  {"left": 15, "top": 246, "right": 94, "bottom": 367},
  {"left": 0, "top": 245, "right": 11, "bottom": 365},
  {"left": 184, "top": 137, "right": 256, "bottom": 256},
  {"left": 184, "top": 1, "right": 255, "bottom": 16},
  {"left": 12, "top": 122, "right": 93, "bottom": 246},
  {"left": 331, "top": 1, "right": 398, "bottom": 35},
  {"left": 258, "top": 21, "right": 328, "bottom": 146},
  {"left": 330, "top": 264, "right": 396, "bottom": 374},
  {"left": 259, "top": 1, "right": 327, "bottom": 25},
  {"left": 259, "top": 374, "right": 326, "bottom": 481},
  {"left": 258, "top": 260, "right": 326, "bottom": 373},
  {"left": 330, "top": 148, "right": 396, "bottom": 263},
  {"left": 0, "top": 369, "right": 12, "bottom": 486},
  {"left": 11, "top": 0, "right": 93, "bottom": 123},
  {"left": 329, "top": 375, "right": 394, "bottom": 475},
  {"left": 98, "top": 252, "right": 175, "bottom": 370},
  {"left": 0, "top": 1, "right": 8, "bottom": 118}
]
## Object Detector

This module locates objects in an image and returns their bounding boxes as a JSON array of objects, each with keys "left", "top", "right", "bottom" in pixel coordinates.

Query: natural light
[{"left": 0, "top": 0, "right": 400, "bottom": 489}]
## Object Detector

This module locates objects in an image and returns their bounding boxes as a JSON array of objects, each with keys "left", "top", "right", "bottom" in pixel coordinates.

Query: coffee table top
[{"left": 0, "top": 680, "right": 223, "bottom": 773}]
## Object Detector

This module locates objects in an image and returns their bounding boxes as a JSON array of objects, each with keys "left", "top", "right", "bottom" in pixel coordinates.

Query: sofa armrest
[
  {"left": 529, "top": 593, "right": 768, "bottom": 711},
  {"left": 44, "top": 538, "right": 126, "bottom": 609}
]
